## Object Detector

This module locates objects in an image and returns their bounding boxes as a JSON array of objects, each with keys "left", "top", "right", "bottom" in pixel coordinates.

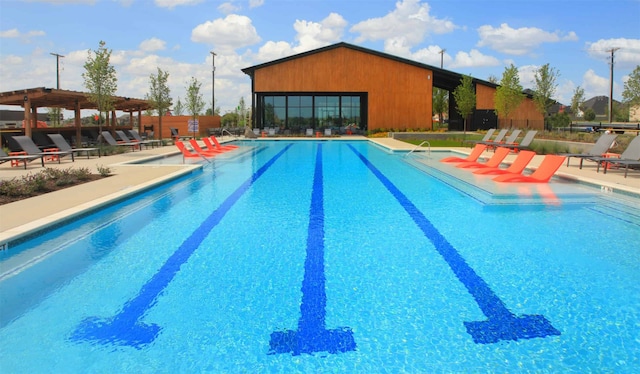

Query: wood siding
[
  {"left": 141, "top": 115, "right": 221, "bottom": 139},
  {"left": 476, "top": 82, "right": 544, "bottom": 129},
  {"left": 253, "top": 47, "right": 433, "bottom": 130}
]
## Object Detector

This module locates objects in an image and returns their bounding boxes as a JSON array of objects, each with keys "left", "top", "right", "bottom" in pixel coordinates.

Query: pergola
[{"left": 0, "top": 87, "right": 153, "bottom": 144}]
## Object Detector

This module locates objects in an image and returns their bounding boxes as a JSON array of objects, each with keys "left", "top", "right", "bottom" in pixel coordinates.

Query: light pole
[
  {"left": 210, "top": 51, "right": 216, "bottom": 116},
  {"left": 50, "top": 52, "right": 64, "bottom": 89}
]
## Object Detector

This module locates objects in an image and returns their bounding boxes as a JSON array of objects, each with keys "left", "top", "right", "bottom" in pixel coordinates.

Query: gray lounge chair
[
  {"left": 476, "top": 128, "right": 508, "bottom": 146},
  {"left": 48, "top": 134, "right": 101, "bottom": 159},
  {"left": 468, "top": 128, "right": 496, "bottom": 144},
  {"left": 116, "top": 130, "right": 153, "bottom": 150},
  {"left": 590, "top": 135, "right": 640, "bottom": 177},
  {"left": 501, "top": 130, "right": 538, "bottom": 152},
  {"left": 485, "top": 129, "right": 521, "bottom": 150},
  {"left": 559, "top": 133, "right": 618, "bottom": 168},
  {"left": 99, "top": 131, "right": 139, "bottom": 151},
  {"left": 0, "top": 148, "right": 44, "bottom": 169},
  {"left": 12, "top": 135, "right": 74, "bottom": 163},
  {"left": 127, "top": 130, "right": 162, "bottom": 148}
]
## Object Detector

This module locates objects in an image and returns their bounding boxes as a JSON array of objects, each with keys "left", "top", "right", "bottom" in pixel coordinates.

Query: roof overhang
[{"left": 0, "top": 87, "right": 153, "bottom": 112}]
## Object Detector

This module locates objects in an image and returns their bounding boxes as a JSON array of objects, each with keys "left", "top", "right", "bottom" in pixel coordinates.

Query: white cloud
[
  {"left": 586, "top": 38, "right": 640, "bottom": 69},
  {"left": 255, "top": 41, "right": 295, "bottom": 63},
  {"left": 582, "top": 68, "right": 611, "bottom": 99},
  {"left": 293, "top": 12, "right": 347, "bottom": 53},
  {"left": 477, "top": 23, "right": 578, "bottom": 55},
  {"left": 154, "top": 0, "right": 203, "bottom": 9},
  {"left": 0, "top": 29, "right": 20, "bottom": 38},
  {"left": 249, "top": 0, "right": 264, "bottom": 9},
  {"left": 450, "top": 49, "right": 500, "bottom": 69},
  {"left": 218, "top": 2, "right": 240, "bottom": 14},
  {"left": 0, "top": 28, "right": 45, "bottom": 41},
  {"left": 351, "top": 0, "right": 456, "bottom": 52},
  {"left": 139, "top": 38, "right": 166, "bottom": 52},
  {"left": 191, "top": 14, "right": 261, "bottom": 50}
]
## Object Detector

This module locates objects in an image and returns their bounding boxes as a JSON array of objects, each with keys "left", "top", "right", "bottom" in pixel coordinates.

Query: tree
[
  {"left": 185, "top": 77, "right": 205, "bottom": 138},
  {"left": 570, "top": 86, "right": 585, "bottom": 119},
  {"left": 452, "top": 74, "right": 476, "bottom": 138},
  {"left": 173, "top": 97, "right": 184, "bottom": 115},
  {"left": 583, "top": 108, "right": 596, "bottom": 121},
  {"left": 237, "top": 97, "right": 247, "bottom": 127},
  {"left": 622, "top": 65, "right": 640, "bottom": 106},
  {"left": 147, "top": 67, "right": 172, "bottom": 140},
  {"left": 432, "top": 88, "right": 448, "bottom": 128},
  {"left": 494, "top": 64, "right": 524, "bottom": 125},
  {"left": 82, "top": 40, "right": 117, "bottom": 132},
  {"left": 487, "top": 75, "right": 498, "bottom": 84},
  {"left": 47, "top": 107, "right": 62, "bottom": 126},
  {"left": 532, "top": 63, "right": 560, "bottom": 123}
]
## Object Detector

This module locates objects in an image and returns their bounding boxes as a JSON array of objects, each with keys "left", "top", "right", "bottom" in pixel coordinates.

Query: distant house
[
  {"left": 582, "top": 96, "right": 621, "bottom": 118},
  {"left": 0, "top": 110, "right": 49, "bottom": 128}
]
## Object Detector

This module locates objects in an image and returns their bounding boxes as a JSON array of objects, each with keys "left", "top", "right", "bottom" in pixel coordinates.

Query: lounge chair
[
  {"left": 48, "top": 134, "right": 101, "bottom": 159},
  {"left": 209, "top": 136, "right": 238, "bottom": 150},
  {"left": 188, "top": 139, "right": 220, "bottom": 157},
  {"left": 175, "top": 141, "right": 205, "bottom": 161},
  {"left": 324, "top": 128, "right": 332, "bottom": 136},
  {"left": 440, "top": 144, "right": 488, "bottom": 163},
  {"left": 559, "top": 133, "right": 618, "bottom": 168},
  {"left": 467, "top": 129, "right": 496, "bottom": 144},
  {"left": 12, "top": 135, "right": 74, "bottom": 164},
  {"left": 99, "top": 131, "right": 140, "bottom": 151},
  {"left": 115, "top": 130, "right": 149, "bottom": 150},
  {"left": 127, "top": 130, "right": 162, "bottom": 148},
  {"left": 0, "top": 148, "right": 44, "bottom": 169},
  {"left": 455, "top": 146, "right": 511, "bottom": 169},
  {"left": 476, "top": 128, "right": 508, "bottom": 146},
  {"left": 473, "top": 150, "right": 537, "bottom": 175},
  {"left": 201, "top": 137, "right": 228, "bottom": 154},
  {"left": 306, "top": 128, "right": 314, "bottom": 137},
  {"left": 485, "top": 129, "right": 522, "bottom": 150},
  {"left": 589, "top": 135, "right": 640, "bottom": 177},
  {"left": 493, "top": 154, "right": 566, "bottom": 183},
  {"left": 501, "top": 130, "right": 538, "bottom": 152}
]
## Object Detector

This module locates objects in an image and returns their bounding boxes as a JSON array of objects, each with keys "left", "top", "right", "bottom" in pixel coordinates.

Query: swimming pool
[{"left": 1, "top": 140, "right": 639, "bottom": 372}]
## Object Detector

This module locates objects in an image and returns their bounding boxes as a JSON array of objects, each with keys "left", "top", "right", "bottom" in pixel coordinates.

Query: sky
[{"left": 1, "top": 0, "right": 639, "bottom": 118}]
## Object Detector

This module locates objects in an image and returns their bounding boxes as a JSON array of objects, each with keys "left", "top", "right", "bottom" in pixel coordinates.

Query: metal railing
[{"left": 404, "top": 141, "right": 431, "bottom": 157}]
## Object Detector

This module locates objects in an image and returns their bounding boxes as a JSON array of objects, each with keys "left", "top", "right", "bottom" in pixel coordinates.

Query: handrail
[
  {"left": 221, "top": 128, "right": 236, "bottom": 138},
  {"left": 404, "top": 141, "right": 430, "bottom": 157}
]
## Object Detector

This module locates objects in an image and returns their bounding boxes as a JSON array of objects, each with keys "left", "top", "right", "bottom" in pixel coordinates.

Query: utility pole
[
  {"left": 439, "top": 49, "right": 446, "bottom": 69},
  {"left": 50, "top": 52, "right": 64, "bottom": 89},
  {"left": 607, "top": 47, "right": 620, "bottom": 123},
  {"left": 210, "top": 51, "right": 216, "bottom": 116}
]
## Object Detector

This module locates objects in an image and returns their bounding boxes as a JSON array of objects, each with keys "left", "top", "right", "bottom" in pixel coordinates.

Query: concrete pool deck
[{"left": 1, "top": 136, "right": 639, "bottom": 245}]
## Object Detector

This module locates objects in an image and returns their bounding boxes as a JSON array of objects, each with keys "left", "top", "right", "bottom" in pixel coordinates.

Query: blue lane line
[
  {"left": 348, "top": 145, "right": 560, "bottom": 344},
  {"left": 70, "top": 144, "right": 294, "bottom": 349},
  {"left": 269, "top": 144, "right": 356, "bottom": 356}
]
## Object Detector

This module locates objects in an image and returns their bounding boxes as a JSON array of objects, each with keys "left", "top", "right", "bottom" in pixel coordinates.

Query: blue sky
[{"left": 1, "top": 0, "right": 639, "bottom": 116}]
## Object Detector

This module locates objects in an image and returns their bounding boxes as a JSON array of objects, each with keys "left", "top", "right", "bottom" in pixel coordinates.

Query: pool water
[{"left": 1, "top": 140, "right": 639, "bottom": 373}]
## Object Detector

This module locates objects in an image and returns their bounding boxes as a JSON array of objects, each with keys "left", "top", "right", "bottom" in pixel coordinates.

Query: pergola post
[
  {"left": 74, "top": 100, "right": 82, "bottom": 147},
  {"left": 23, "top": 95, "right": 32, "bottom": 138}
]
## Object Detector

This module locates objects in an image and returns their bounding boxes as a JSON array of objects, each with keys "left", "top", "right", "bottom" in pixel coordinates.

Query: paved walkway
[{"left": 1, "top": 136, "right": 638, "bottom": 245}]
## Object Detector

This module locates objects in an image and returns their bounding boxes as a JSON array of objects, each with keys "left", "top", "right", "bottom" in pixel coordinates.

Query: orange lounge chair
[
  {"left": 440, "top": 144, "right": 487, "bottom": 163},
  {"left": 188, "top": 139, "right": 221, "bottom": 156},
  {"left": 492, "top": 154, "right": 566, "bottom": 183},
  {"left": 455, "top": 147, "right": 511, "bottom": 169},
  {"left": 202, "top": 137, "right": 229, "bottom": 154},
  {"left": 209, "top": 136, "right": 238, "bottom": 151},
  {"left": 175, "top": 141, "right": 202, "bottom": 158},
  {"left": 473, "top": 150, "right": 536, "bottom": 175}
]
